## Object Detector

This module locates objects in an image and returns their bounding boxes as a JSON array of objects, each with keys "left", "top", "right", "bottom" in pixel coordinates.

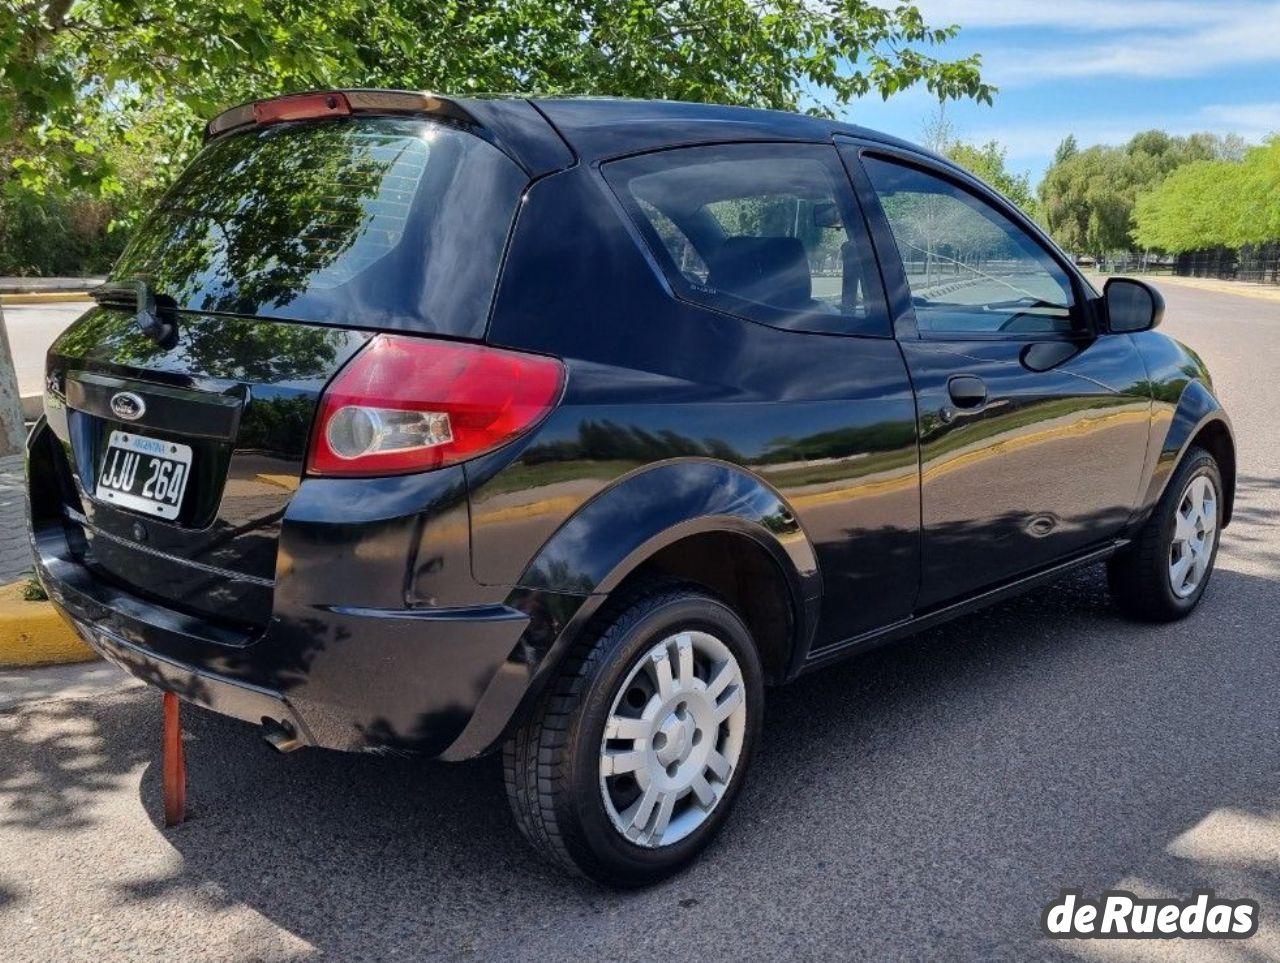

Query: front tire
[
  {"left": 1108, "top": 446, "right": 1223, "bottom": 621},
  {"left": 503, "top": 582, "right": 764, "bottom": 886}
]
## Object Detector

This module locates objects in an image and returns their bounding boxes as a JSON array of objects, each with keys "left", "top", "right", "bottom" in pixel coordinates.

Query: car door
[{"left": 839, "top": 143, "right": 1152, "bottom": 608}]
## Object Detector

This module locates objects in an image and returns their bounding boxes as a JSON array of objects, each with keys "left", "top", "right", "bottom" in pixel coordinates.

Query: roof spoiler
[{"left": 205, "top": 89, "right": 479, "bottom": 141}]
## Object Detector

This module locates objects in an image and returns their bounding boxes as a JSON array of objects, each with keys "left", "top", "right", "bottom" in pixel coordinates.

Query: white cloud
[
  {"left": 1196, "top": 102, "right": 1280, "bottom": 138},
  {"left": 988, "top": 12, "right": 1280, "bottom": 82},
  {"left": 904, "top": 1, "right": 1280, "bottom": 84},
  {"left": 911, "top": 0, "right": 1267, "bottom": 32}
]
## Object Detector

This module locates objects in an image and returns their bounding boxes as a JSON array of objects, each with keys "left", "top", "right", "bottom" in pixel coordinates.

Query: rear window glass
[{"left": 112, "top": 118, "right": 528, "bottom": 336}]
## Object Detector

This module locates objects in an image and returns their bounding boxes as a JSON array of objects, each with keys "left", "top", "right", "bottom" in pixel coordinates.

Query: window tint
[
  {"left": 605, "top": 145, "right": 888, "bottom": 336},
  {"left": 861, "top": 155, "right": 1078, "bottom": 336},
  {"left": 112, "top": 118, "right": 527, "bottom": 336}
]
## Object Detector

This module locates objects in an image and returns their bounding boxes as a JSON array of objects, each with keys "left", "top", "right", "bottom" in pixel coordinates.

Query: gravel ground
[{"left": 0, "top": 281, "right": 1277, "bottom": 962}]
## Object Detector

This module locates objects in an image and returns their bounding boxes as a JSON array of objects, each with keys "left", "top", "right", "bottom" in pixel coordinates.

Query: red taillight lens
[
  {"left": 253, "top": 92, "right": 352, "bottom": 126},
  {"left": 307, "top": 335, "right": 564, "bottom": 477}
]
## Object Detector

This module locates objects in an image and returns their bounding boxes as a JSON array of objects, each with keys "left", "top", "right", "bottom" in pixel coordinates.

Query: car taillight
[{"left": 307, "top": 335, "right": 565, "bottom": 477}]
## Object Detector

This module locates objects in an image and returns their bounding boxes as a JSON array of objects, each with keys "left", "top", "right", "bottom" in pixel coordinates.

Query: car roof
[
  {"left": 460, "top": 95, "right": 943, "bottom": 169},
  {"left": 204, "top": 90, "right": 951, "bottom": 178}
]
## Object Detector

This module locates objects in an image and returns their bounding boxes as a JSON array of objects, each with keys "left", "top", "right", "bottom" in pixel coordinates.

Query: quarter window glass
[
  {"left": 862, "top": 156, "right": 1077, "bottom": 336},
  {"left": 638, "top": 200, "right": 709, "bottom": 284},
  {"left": 606, "top": 145, "right": 889, "bottom": 336}
]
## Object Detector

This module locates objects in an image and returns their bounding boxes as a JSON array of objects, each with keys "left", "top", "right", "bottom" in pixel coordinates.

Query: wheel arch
[
  {"left": 439, "top": 461, "right": 822, "bottom": 761},
  {"left": 519, "top": 459, "right": 822, "bottom": 683},
  {"left": 1187, "top": 418, "right": 1235, "bottom": 526},
  {"left": 1139, "top": 379, "right": 1236, "bottom": 529}
]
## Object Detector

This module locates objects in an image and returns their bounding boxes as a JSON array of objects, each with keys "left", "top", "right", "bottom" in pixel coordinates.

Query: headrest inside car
[{"left": 707, "top": 236, "right": 811, "bottom": 308}]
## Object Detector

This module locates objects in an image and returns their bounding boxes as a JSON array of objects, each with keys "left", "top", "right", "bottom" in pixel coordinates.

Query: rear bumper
[
  {"left": 32, "top": 519, "right": 559, "bottom": 760},
  {"left": 27, "top": 409, "right": 593, "bottom": 760},
  {"left": 73, "top": 614, "right": 312, "bottom": 742}
]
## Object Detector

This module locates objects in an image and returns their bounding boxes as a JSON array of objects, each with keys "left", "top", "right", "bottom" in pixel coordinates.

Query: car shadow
[{"left": 92, "top": 562, "right": 1278, "bottom": 960}]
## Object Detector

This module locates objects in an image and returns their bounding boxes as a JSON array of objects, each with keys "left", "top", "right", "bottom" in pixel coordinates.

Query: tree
[
  {"left": 0, "top": 303, "right": 24, "bottom": 456},
  {"left": 1052, "top": 135, "right": 1078, "bottom": 166},
  {"left": 3, "top": 0, "right": 994, "bottom": 208},
  {"left": 1038, "top": 130, "right": 1244, "bottom": 259},
  {"left": 944, "top": 139, "right": 1038, "bottom": 217},
  {"left": 1133, "top": 138, "right": 1280, "bottom": 252},
  {"left": 918, "top": 105, "right": 1038, "bottom": 217},
  {"left": 1038, "top": 145, "right": 1129, "bottom": 258}
]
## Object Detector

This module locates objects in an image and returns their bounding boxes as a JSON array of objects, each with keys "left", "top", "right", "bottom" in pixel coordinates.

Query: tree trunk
[{"left": 0, "top": 304, "right": 28, "bottom": 456}]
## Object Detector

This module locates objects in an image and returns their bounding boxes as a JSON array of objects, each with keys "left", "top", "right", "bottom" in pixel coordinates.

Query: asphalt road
[{"left": 1, "top": 281, "right": 1277, "bottom": 961}]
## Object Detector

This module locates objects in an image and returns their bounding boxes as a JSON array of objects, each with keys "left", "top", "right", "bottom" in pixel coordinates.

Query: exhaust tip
[{"left": 261, "top": 718, "right": 303, "bottom": 753}]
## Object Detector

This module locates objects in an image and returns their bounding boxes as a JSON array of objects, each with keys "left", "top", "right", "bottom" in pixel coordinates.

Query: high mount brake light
[
  {"left": 205, "top": 90, "right": 479, "bottom": 141},
  {"left": 252, "top": 92, "right": 352, "bottom": 125},
  {"left": 307, "top": 336, "right": 565, "bottom": 477}
]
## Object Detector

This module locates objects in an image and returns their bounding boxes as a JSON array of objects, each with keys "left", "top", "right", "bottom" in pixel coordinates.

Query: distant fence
[{"left": 1103, "top": 243, "right": 1280, "bottom": 285}]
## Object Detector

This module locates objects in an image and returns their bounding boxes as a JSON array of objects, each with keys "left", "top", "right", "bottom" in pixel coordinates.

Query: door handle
[{"left": 947, "top": 375, "right": 987, "bottom": 409}]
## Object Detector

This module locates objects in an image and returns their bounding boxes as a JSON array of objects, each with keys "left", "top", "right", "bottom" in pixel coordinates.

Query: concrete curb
[
  {"left": 0, "top": 291, "right": 93, "bottom": 305},
  {"left": 0, "top": 580, "right": 98, "bottom": 668}
]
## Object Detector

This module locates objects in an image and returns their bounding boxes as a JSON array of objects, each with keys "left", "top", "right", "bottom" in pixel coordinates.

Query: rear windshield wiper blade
[{"left": 92, "top": 279, "right": 178, "bottom": 345}]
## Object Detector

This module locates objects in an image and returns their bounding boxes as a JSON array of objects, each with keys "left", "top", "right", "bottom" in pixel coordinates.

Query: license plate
[{"left": 96, "top": 430, "right": 192, "bottom": 520}]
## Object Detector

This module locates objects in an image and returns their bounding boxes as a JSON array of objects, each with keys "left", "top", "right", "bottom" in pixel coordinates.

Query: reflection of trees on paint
[
  {"left": 521, "top": 418, "right": 912, "bottom": 469},
  {"left": 54, "top": 308, "right": 354, "bottom": 385}
]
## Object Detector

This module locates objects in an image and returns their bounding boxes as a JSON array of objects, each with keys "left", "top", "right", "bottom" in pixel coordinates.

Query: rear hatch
[{"left": 39, "top": 104, "right": 529, "bottom": 631}]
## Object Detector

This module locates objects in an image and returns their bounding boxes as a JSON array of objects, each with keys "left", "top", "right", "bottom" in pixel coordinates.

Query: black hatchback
[{"left": 29, "top": 91, "right": 1235, "bottom": 885}]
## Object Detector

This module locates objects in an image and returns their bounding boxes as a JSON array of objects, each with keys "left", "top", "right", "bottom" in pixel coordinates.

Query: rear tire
[
  {"left": 503, "top": 581, "right": 763, "bottom": 886},
  {"left": 1108, "top": 446, "right": 1222, "bottom": 622}
]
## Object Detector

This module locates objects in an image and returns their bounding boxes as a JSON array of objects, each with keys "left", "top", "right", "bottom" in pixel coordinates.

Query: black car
[{"left": 28, "top": 91, "right": 1235, "bottom": 886}]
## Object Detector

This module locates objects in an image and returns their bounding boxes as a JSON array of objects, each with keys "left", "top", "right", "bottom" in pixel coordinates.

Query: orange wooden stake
[{"left": 162, "top": 691, "right": 187, "bottom": 827}]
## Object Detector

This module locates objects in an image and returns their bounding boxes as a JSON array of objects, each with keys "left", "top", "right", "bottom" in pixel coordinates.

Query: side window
[
  {"left": 604, "top": 144, "right": 889, "bottom": 336},
  {"left": 861, "top": 155, "right": 1078, "bottom": 336}
]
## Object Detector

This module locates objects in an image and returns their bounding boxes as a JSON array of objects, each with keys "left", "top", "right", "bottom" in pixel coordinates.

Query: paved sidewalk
[
  {"left": 0, "top": 453, "right": 31, "bottom": 585},
  {"left": 0, "top": 660, "right": 137, "bottom": 710}
]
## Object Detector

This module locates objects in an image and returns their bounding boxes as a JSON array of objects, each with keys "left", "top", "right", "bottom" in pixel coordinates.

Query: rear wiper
[{"left": 92, "top": 279, "right": 177, "bottom": 345}]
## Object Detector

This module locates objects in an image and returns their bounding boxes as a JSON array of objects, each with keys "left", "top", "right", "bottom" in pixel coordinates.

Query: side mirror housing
[{"left": 1104, "top": 277, "right": 1164, "bottom": 333}]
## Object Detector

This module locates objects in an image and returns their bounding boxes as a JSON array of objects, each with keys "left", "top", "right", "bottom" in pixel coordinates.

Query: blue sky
[{"left": 841, "top": 0, "right": 1280, "bottom": 185}]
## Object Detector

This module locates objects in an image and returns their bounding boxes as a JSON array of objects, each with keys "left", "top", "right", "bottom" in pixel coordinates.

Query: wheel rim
[
  {"left": 1169, "top": 473, "right": 1218, "bottom": 599},
  {"left": 598, "top": 630, "right": 748, "bottom": 848}
]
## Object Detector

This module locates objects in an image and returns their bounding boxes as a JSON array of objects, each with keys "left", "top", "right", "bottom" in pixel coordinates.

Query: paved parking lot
[{"left": 1, "top": 281, "right": 1277, "bottom": 961}]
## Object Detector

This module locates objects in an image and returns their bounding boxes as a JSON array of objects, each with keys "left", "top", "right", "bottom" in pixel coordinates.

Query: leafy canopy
[
  {"left": 1133, "top": 138, "right": 1280, "bottom": 252},
  {"left": 1037, "top": 130, "right": 1246, "bottom": 257},
  {"left": 4, "top": 0, "right": 993, "bottom": 195},
  {"left": 943, "top": 140, "right": 1038, "bottom": 218}
]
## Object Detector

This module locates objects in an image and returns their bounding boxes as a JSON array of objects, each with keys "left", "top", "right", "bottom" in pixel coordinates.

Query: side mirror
[{"left": 1104, "top": 277, "right": 1164, "bottom": 333}]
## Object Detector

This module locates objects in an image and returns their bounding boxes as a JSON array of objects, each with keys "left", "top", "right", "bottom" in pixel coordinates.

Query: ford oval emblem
[{"left": 110, "top": 391, "right": 146, "bottom": 421}]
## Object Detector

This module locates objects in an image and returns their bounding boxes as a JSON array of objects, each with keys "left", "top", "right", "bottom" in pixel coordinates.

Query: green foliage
[
  {"left": 1133, "top": 138, "right": 1280, "bottom": 252},
  {"left": 1, "top": 0, "right": 995, "bottom": 274},
  {"left": 0, "top": 186, "right": 126, "bottom": 274},
  {"left": 1038, "top": 130, "right": 1243, "bottom": 258},
  {"left": 943, "top": 139, "right": 1038, "bottom": 218}
]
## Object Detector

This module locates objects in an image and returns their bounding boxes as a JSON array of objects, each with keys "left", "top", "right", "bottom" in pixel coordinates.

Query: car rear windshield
[{"left": 111, "top": 117, "right": 528, "bottom": 337}]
